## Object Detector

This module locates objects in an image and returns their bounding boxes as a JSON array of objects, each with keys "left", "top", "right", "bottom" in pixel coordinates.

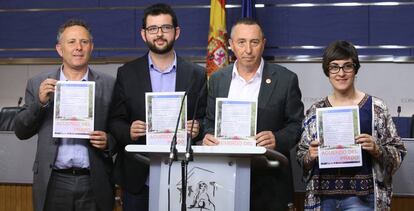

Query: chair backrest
[
  {"left": 411, "top": 115, "right": 414, "bottom": 138},
  {"left": 0, "top": 107, "right": 22, "bottom": 131}
]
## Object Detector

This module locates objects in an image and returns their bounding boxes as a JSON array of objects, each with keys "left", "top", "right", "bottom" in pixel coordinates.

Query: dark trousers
[
  {"left": 122, "top": 185, "right": 149, "bottom": 211},
  {"left": 44, "top": 171, "right": 99, "bottom": 211}
]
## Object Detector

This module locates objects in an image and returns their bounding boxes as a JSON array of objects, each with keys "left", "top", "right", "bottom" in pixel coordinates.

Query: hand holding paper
[
  {"left": 90, "top": 131, "right": 107, "bottom": 150},
  {"left": 255, "top": 131, "right": 276, "bottom": 149},
  {"left": 356, "top": 134, "right": 381, "bottom": 158},
  {"left": 308, "top": 140, "right": 320, "bottom": 161},
  {"left": 39, "top": 78, "right": 57, "bottom": 105},
  {"left": 202, "top": 134, "right": 219, "bottom": 146},
  {"left": 130, "top": 120, "right": 146, "bottom": 141},
  {"left": 187, "top": 120, "right": 199, "bottom": 138}
]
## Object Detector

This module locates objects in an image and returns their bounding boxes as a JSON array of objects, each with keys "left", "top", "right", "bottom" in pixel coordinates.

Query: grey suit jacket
[
  {"left": 204, "top": 62, "right": 304, "bottom": 210},
  {"left": 14, "top": 69, "right": 116, "bottom": 211}
]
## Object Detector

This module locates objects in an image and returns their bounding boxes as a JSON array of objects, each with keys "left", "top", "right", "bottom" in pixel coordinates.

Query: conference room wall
[
  {"left": 0, "top": 62, "right": 413, "bottom": 117},
  {"left": 1, "top": 1, "right": 414, "bottom": 58}
]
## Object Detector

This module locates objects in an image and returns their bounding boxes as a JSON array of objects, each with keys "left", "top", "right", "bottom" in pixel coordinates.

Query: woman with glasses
[{"left": 296, "top": 40, "right": 406, "bottom": 211}]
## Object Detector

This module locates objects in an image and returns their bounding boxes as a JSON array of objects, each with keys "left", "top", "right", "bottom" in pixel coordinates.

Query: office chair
[
  {"left": 411, "top": 114, "right": 414, "bottom": 138},
  {"left": 0, "top": 97, "right": 23, "bottom": 131}
]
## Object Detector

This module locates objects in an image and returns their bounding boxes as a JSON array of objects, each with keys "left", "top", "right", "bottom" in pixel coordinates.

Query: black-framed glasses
[
  {"left": 328, "top": 63, "right": 356, "bottom": 74},
  {"left": 144, "top": 24, "right": 174, "bottom": 34}
]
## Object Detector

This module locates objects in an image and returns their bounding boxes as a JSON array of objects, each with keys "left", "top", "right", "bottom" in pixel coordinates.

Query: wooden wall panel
[
  {"left": 0, "top": 184, "right": 412, "bottom": 211},
  {"left": 0, "top": 184, "right": 32, "bottom": 211},
  {"left": 0, "top": 184, "right": 122, "bottom": 211},
  {"left": 391, "top": 196, "right": 414, "bottom": 211}
]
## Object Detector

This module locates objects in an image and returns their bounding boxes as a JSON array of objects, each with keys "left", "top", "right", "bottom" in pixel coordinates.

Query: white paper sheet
[
  {"left": 53, "top": 81, "right": 95, "bottom": 139},
  {"left": 215, "top": 98, "right": 257, "bottom": 146},
  {"left": 316, "top": 106, "right": 362, "bottom": 168},
  {"left": 146, "top": 92, "right": 187, "bottom": 146}
]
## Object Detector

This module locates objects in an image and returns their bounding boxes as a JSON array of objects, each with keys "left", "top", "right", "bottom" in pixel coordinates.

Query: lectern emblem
[
  {"left": 189, "top": 181, "right": 216, "bottom": 210},
  {"left": 177, "top": 167, "right": 217, "bottom": 211}
]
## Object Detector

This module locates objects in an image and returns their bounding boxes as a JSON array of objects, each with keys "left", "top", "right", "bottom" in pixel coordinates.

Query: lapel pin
[{"left": 266, "top": 78, "right": 271, "bottom": 84}]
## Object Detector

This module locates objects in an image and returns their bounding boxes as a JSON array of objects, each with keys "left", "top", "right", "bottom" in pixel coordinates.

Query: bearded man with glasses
[{"left": 108, "top": 3, "right": 207, "bottom": 211}]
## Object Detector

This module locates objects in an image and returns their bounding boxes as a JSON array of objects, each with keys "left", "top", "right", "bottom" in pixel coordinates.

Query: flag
[
  {"left": 206, "top": 0, "right": 228, "bottom": 76},
  {"left": 242, "top": 0, "right": 256, "bottom": 19}
]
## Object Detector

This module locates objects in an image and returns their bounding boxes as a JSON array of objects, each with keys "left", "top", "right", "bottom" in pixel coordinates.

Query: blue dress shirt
[
  {"left": 148, "top": 52, "right": 177, "bottom": 92},
  {"left": 54, "top": 66, "right": 90, "bottom": 169}
]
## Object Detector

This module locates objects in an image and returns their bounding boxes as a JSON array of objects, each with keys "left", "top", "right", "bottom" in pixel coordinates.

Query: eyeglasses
[
  {"left": 328, "top": 63, "right": 355, "bottom": 74},
  {"left": 144, "top": 24, "right": 174, "bottom": 34}
]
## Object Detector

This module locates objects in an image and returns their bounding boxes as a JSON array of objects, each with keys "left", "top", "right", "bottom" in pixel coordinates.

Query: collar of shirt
[
  {"left": 59, "top": 65, "right": 89, "bottom": 81},
  {"left": 231, "top": 57, "right": 264, "bottom": 83},
  {"left": 148, "top": 51, "right": 177, "bottom": 74}
]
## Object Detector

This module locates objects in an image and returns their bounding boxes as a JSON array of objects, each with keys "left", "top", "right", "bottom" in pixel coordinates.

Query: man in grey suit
[
  {"left": 203, "top": 18, "right": 304, "bottom": 211},
  {"left": 14, "top": 19, "right": 115, "bottom": 211}
]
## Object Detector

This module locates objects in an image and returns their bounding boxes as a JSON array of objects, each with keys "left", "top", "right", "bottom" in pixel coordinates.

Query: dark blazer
[
  {"left": 108, "top": 54, "right": 207, "bottom": 194},
  {"left": 14, "top": 69, "right": 116, "bottom": 211},
  {"left": 204, "top": 62, "right": 304, "bottom": 211}
]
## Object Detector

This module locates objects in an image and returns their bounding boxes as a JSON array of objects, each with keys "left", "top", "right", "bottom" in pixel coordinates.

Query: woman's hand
[
  {"left": 355, "top": 134, "right": 382, "bottom": 158},
  {"left": 308, "top": 140, "right": 320, "bottom": 161}
]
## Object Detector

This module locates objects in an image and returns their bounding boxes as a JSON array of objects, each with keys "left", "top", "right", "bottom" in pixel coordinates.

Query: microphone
[
  {"left": 185, "top": 80, "right": 207, "bottom": 162},
  {"left": 17, "top": 97, "right": 23, "bottom": 107},
  {"left": 169, "top": 91, "right": 188, "bottom": 165},
  {"left": 397, "top": 106, "right": 401, "bottom": 117}
]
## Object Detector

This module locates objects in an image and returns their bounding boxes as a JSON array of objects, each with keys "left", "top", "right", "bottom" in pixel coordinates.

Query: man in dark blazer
[
  {"left": 14, "top": 19, "right": 115, "bottom": 211},
  {"left": 203, "top": 18, "right": 304, "bottom": 211},
  {"left": 108, "top": 3, "right": 207, "bottom": 211}
]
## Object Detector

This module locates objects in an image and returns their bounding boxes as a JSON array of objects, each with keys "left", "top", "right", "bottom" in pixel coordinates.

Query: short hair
[
  {"left": 56, "top": 19, "right": 93, "bottom": 43},
  {"left": 230, "top": 18, "right": 265, "bottom": 39},
  {"left": 142, "top": 3, "right": 178, "bottom": 29},
  {"left": 322, "top": 40, "right": 360, "bottom": 76}
]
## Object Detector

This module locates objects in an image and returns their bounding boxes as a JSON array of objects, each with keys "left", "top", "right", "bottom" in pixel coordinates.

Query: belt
[{"left": 53, "top": 168, "right": 90, "bottom": 176}]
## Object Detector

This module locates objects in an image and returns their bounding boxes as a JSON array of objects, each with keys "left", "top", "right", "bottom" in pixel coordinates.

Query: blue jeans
[{"left": 321, "top": 194, "right": 375, "bottom": 211}]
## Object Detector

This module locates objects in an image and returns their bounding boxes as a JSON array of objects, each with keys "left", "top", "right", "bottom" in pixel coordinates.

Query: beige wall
[
  {"left": 1, "top": 62, "right": 414, "bottom": 116},
  {"left": 0, "top": 64, "right": 121, "bottom": 108}
]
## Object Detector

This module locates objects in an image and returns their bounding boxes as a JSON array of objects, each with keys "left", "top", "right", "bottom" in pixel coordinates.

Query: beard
[{"left": 146, "top": 37, "right": 175, "bottom": 54}]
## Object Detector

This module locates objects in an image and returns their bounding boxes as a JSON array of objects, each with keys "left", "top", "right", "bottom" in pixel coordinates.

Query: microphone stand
[
  {"left": 168, "top": 92, "right": 187, "bottom": 211},
  {"left": 181, "top": 81, "right": 207, "bottom": 211}
]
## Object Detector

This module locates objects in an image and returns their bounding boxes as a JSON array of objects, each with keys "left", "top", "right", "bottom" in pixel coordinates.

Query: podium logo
[{"left": 177, "top": 167, "right": 217, "bottom": 211}]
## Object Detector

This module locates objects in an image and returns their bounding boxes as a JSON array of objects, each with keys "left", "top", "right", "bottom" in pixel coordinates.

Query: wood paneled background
[
  {"left": 0, "top": 184, "right": 412, "bottom": 211},
  {"left": 0, "top": 184, "right": 122, "bottom": 211}
]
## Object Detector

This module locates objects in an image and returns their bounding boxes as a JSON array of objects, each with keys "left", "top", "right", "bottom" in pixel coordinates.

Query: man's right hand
[
  {"left": 202, "top": 134, "right": 219, "bottom": 146},
  {"left": 39, "top": 78, "right": 57, "bottom": 105},
  {"left": 130, "top": 120, "right": 146, "bottom": 141}
]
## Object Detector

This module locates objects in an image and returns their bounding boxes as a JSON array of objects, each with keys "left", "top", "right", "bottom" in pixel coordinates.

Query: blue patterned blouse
[{"left": 313, "top": 94, "right": 374, "bottom": 196}]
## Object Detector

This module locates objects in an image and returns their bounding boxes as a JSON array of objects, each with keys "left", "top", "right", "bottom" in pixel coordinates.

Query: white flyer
[
  {"left": 53, "top": 81, "right": 95, "bottom": 139},
  {"left": 215, "top": 98, "right": 257, "bottom": 146},
  {"left": 316, "top": 106, "right": 362, "bottom": 168},
  {"left": 145, "top": 92, "right": 187, "bottom": 146}
]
